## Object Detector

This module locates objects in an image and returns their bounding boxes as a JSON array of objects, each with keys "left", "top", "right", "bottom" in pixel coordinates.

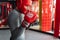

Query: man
[{"left": 8, "top": 0, "right": 37, "bottom": 40}]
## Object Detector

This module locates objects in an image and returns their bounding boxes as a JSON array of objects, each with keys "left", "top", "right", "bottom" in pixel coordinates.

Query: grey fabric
[
  {"left": 8, "top": 9, "right": 24, "bottom": 31},
  {"left": 8, "top": 9, "right": 25, "bottom": 40},
  {"left": 10, "top": 27, "right": 25, "bottom": 40}
]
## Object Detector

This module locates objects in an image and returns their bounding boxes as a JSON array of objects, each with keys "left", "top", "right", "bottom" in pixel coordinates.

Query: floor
[{"left": 0, "top": 30, "right": 60, "bottom": 40}]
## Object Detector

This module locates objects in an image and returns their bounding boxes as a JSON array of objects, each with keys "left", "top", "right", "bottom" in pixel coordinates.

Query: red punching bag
[{"left": 41, "top": 0, "right": 52, "bottom": 32}]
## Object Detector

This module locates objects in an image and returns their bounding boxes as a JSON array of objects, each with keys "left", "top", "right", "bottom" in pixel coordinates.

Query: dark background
[{"left": 0, "top": 0, "right": 16, "bottom": 2}]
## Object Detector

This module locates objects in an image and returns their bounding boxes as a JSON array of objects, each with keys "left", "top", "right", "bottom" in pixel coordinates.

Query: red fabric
[{"left": 54, "top": 0, "right": 60, "bottom": 37}]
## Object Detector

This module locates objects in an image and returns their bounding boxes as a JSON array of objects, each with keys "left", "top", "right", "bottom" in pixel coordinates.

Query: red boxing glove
[
  {"left": 21, "top": 11, "right": 37, "bottom": 27},
  {"left": 25, "top": 11, "right": 37, "bottom": 23}
]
